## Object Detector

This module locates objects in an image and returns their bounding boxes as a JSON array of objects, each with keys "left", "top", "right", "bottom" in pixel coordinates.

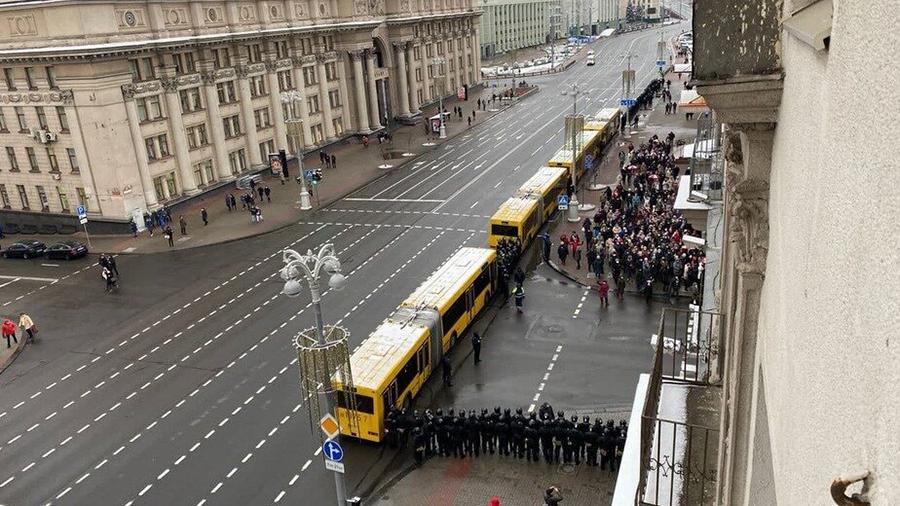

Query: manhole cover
[{"left": 558, "top": 463, "right": 577, "bottom": 475}]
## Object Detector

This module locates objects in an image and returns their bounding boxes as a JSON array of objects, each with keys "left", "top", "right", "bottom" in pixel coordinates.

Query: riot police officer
[
  {"left": 510, "top": 408, "right": 526, "bottom": 459},
  {"left": 524, "top": 420, "right": 539, "bottom": 462},
  {"left": 412, "top": 427, "right": 426, "bottom": 466},
  {"left": 538, "top": 402, "right": 555, "bottom": 422},
  {"left": 584, "top": 421, "right": 600, "bottom": 466},
  {"left": 539, "top": 419, "right": 554, "bottom": 463},
  {"left": 552, "top": 411, "right": 567, "bottom": 463},
  {"left": 384, "top": 408, "right": 398, "bottom": 449},
  {"left": 423, "top": 410, "right": 436, "bottom": 457},
  {"left": 478, "top": 409, "right": 492, "bottom": 454},
  {"left": 453, "top": 416, "right": 466, "bottom": 458},
  {"left": 577, "top": 416, "right": 591, "bottom": 462},
  {"left": 569, "top": 416, "right": 583, "bottom": 465},
  {"left": 465, "top": 410, "right": 480, "bottom": 457},
  {"left": 496, "top": 409, "right": 511, "bottom": 456}
]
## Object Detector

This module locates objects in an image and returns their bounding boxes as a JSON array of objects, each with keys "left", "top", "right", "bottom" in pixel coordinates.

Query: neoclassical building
[{"left": 0, "top": 0, "right": 482, "bottom": 224}]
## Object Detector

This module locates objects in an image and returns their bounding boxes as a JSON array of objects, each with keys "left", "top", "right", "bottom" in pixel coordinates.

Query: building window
[
  {"left": 325, "top": 62, "right": 338, "bottom": 81},
  {"left": 173, "top": 52, "right": 196, "bottom": 75},
  {"left": 186, "top": 123, "right": 209, "bottom": 149},
  {"left": 145, "top": 133, "right": 170, "bottom": 161},
  {"left": 228, "top": 149, "right": 247, "bottom": 174},
  {"left": 136, "top": 95, "right": 164, "bottom": 122},
  {"left": 417, "top": 89, "right": 424, "bottom": 105},
  {"left": 332, "top": 117, "right": 343, "bottom": 136},
  {"left": 24, "top": 67, "right": 36, "bottom": 90},
  {"left": 311, "top": 123, "right": 324, "bottom": 144},
  {"left": 0, "top": 184, "right": 10, "bottom": 208},
  {"left": 415, "top": 68, "right": 422, "bottom": 82},
  {"left": 249, "top": 75, "right": 267, "bottom": 98},
  {"left": 46, "top": 148, "right": 59, "bottom": 172},
  {"left": 193, "top": 159, "right": 214, "bottom": 187},
  {"left": 129, "top": 57, "right": 156, "bottom": 81},
  {"left": 57, "top": 186, "right": 69, "bottom": 212},
  {"left": 307, "top": 95, "right": 320, "bottom": 114},
  {"left": 56, "top": 106, "right": 69, "bottom": 131},
  {"left": 35, "top": 107, "right": 48, "bottom": 129},
  {"left": 277, "top": 70, "right": 293, "bottom": 92},
  {"left": 76, "top": 187, "right": 89, "bottom": 210},
  {"left": 26, "top": 147, "right": 39, "bottom": 172},
  {"left": 216, "top": 81, "right": 237, "bottom": 105},
  {"left": 414, "top": 46, "right": 421, "bottom": 60},
  {"left": 6, "top": 147, "right": 18, "bottom": 172},
  {"left": 36, "top": 185, "right": 49, "bottom": 211},
  {"left": 254, "top": 107, "right": 272, "bottom": 130},
  {"left": 14, "top": 106, "right": 27, "bottom": 132},
  {"left": 0, "top": 110, "right": 7, "bottom": 132},
  {"left": 328, "top": 89, "right": 341, "bottom": 109},
  {"left": 16, "top": 184, "right": 29, "bottom": 209},
  {"left": 179, "top": 87, "right": 203, "bottom": 113},
  {"left": 246, "top": 44, "right": 263, "bottom": 63},
  {"left": 45, "top": 67, "right": 58, "bottom": 89},
  {"left": 274, "top": 40, "right": 288, "bottom": 59},
  {"left": 223, "top": 115, "right": 242, "bottom": 138},
  {"left": 258, "top": 139, "right": 275, "bottom": 162},
  {"left": 213, "top": 47, "right": 230, "bottom": 69},
  {"left": 3, "top": 68, "right": 15, "bottom": 91},
  {"left": 302, "top": 66, "right": 317, "bottom": 87},
  {"left": 66, "top": 148, "right": 79, "bottom": 173}
]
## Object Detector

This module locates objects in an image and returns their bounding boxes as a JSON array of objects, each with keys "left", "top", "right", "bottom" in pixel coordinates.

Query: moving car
[
  {"left": 46, "top": 240, "right": 89, "bottom": 260},
  {"left": 2, "top": 240, "right": 47, "bottom": 259},
  {"left": 586, "top": 50, "right": 596, "bottom": 66}
]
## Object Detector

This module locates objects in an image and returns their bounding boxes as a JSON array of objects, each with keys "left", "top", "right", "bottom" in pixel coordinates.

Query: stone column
[
  {"left": 473, "top": 29, "right": 482, "bottom": 85},
  {"left": 365, "top": 51, "right": 383, "bottom": 129},
  {"left": 315, "top": 55, "right": 336, "bottom": 139},
  {"left": 161, "top": 78, "right": 198, "bottom": 194},
  {"left": 405, "top": 43, "right": 419, "bottom": 114},
  {"left": 393, "top": 42, "right": 411, "bottom": 117},
  {"left": 200, "top": 70, "right": 233, "bottom": 181},
  {"left": 336, "top": 55, "right": 354, "bottom": 132},
  {"left": 462, "top": 29, "right": 472, "bottom": 87},
  {"left": 422, "top": 42, "right": 433, "bottom": 103},
  {"left": 289, "top": 57, "right": 314, "bottom": 147},
  {"left": 236, "top": 65, "right": 263, "bottom": 167},
  {"left": 265, "top": 61, "right": 289, "bottom": 152},
  {"left": 350, "top": 50, "right": 371, "bottom": 133},
  {"left": 121, "top": 87, "right": 159, "bottom": 208}
]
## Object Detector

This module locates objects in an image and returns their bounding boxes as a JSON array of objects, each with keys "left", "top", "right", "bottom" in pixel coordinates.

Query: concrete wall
[
  {"left": 692, "top": 0, "right": 781, "bottom": 81},
  {"left": 756, "top": 0, "right": 899, "bottom": 503}
]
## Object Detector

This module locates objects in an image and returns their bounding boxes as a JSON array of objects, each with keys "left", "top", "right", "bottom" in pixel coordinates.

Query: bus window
[
  {"left": 491, "top": 224, "right": 519, "bottom": 237},
  {"left": 337, "top": 390, "right": 374, "bottom": 415},
  {"left": 473, "top": 265, "right": 491, "bottom": 296},
  {"left": 441, "top": 293, "right": 468, "bottom": 334}
]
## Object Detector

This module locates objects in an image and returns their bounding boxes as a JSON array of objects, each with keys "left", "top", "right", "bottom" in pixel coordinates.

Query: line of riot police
[{"left": 384, "top": 403, "right": 627, "bottom": 472}]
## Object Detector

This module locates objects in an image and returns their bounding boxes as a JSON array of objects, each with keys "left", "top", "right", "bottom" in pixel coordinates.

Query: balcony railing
[
  {"left": 687, "top": 113, "right": 723, "bottom": 203},
  {"left": 637, "top": 308, "right": 724, "bottom": 506}
]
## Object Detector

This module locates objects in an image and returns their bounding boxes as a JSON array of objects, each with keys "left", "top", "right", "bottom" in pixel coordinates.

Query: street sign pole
[{"left": 76, "top": 206, "right": 92, "bottom": 249}]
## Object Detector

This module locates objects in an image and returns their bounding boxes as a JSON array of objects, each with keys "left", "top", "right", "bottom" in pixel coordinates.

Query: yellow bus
[
  {"left": 515, "top": 166, "right": 569, "bottom": 222},
  {"left": 487, "top": 196, "right": 542, "bottom": 248},
  {"left": 547, "top": 129, "right": 601, "bottom": 181},
  {"left": 592, "top": 107, "right": 622, "bottom": 149},
  {"left": 334, "top": 247, "right": 498, "bottom": 442}
]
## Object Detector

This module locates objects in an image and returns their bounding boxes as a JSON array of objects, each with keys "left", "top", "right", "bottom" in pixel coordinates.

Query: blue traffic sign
[
  {"left": 304, "top": 170, "right": 315, "bottom": 180},
  {"left": 76, "top": 205, "right": 86, "bottom": 218},
  {"left": 322, "top": 439, "right": 344, "bottom": 462},
  {"left": 656, "top": 60, "right": 667, "bottom": 68},
  {"left": 585, "top": 154, "right": 594, "bottom": 170},
  {"left": 620, "top": 98, "right": 636, "bottom": 107},
  {"left": 557, "top": 194, "right": 569, "bottom": 210}
]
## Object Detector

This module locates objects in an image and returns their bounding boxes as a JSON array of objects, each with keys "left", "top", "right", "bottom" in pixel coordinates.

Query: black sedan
[
  {"left": 2, "top": 240, "right": 47, "bottom": 259},
  {"left": 46, "top": 240, "right": 89, "bottom": 260}
]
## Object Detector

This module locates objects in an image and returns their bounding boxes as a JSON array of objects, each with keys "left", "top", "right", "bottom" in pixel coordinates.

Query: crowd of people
[
  {"left": 385, "top": 402, "right": 627, "bottom": 472},
  {"left": 548, "top": 130, "right": 706, "bottom": 303}
]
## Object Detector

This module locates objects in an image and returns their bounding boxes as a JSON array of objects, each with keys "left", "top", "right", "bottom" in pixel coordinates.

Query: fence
[
  {"left": 637, "top": 308, "right": 724, "bottom": 506},
  {"left": 687, "top": 114, "right": 724, "bottom": 203}
]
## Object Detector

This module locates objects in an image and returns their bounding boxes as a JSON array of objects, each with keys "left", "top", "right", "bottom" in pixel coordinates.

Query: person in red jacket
[
  {"left": 598, "top": 279, "right": 610, "bottom": 307},
  {"left": 568, "top": 232, "right": 582, "bottom": 256},
  {"left": 488, "top": 497, "right": 501, "bottom": 506},
  {"left": 3, "top": 318, "right": 18, "bottom": 348}
]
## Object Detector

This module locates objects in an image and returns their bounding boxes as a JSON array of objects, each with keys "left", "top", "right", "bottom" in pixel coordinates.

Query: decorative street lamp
[
  {"left": 431, "top": 57, "right": 447, "bottom": 139},
  {"left": 281, "top": 91, "right": 312, "bottom": 210},
  {"left": 561, "top": 83, "right": 584, "bottom": 221}
]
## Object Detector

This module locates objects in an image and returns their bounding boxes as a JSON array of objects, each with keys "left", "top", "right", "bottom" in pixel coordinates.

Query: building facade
[
  {"left": 478, "top": 0, "right": 559, "bottom": 58},
  {"left": 0, "top": 0, "right": 482, "bottom": 224},
  {"left": 561, "top": 0, "right": 621, "bottom": 35}
]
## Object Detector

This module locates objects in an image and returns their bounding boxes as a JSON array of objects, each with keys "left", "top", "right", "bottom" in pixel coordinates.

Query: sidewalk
[
  {"left": 6, "top": 85, "right": 527, "bottom": 254},
  {"left": 545, "top": 68, "right": 699, "bottom": 288},
  {"left": 0, "top": 332, "right": 27, "bottom": 374}
]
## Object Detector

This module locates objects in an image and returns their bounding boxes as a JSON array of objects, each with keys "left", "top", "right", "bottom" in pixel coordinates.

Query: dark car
[
  {"left": 46, "top": 240, "right": 88, "bottom": 260},
  {"left": 2, "top": 240, "right": 47, "bottom": 259}
]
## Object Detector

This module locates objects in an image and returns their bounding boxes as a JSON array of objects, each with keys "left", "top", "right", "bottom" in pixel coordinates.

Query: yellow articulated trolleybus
[
  {"left": 333, "top": 247, "right": 498, "bottom": 442},
  {"left": 515, "top": 166, "right": 569, "bottom": 222},
  {"left": 586, "top": 107, "right": 622, "bottom": 151},
  {"left": 487, "top": 196, "right": 542, "bottom": 248},
  {"left": 547, "top": 129, "right": 601, "bottom": 181}
]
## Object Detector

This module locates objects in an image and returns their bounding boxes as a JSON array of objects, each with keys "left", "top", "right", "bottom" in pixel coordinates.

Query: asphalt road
[{"left": 0, "top": 22, "right": 687, "bottom": 506}]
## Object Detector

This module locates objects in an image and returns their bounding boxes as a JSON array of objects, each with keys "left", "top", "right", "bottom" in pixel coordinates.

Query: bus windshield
[{"left": 491, "top": 224, "right": 519, "bottom": 237}]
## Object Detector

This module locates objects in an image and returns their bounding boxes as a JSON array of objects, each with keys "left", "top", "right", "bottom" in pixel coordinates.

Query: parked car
[
  {"left": 2, "top": 240, "right": 47, "bottom": 259},
  {"left": 235, "top": 174, "right": 263, "bottom": 190},
  {"left": 45, "top": 240, "right": 88, "bottom": 260}
]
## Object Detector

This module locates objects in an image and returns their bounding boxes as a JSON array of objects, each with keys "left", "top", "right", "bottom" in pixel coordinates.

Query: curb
[{"left": 0, "top": 336, "right": 27, "bottom": 375}]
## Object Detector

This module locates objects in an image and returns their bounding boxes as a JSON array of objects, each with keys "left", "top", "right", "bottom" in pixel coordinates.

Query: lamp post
[
  {"left": 561, "top": 83, "right": 582, "bottom": 222},
  {"left": 280, "top": 244, "right": 349, "bottom": 506},
  {"left": 281, "top": 91, "right": 312, "bottom": 211},
  {"left": 431, "top": 57, "right": 447, "bottom": 139}
]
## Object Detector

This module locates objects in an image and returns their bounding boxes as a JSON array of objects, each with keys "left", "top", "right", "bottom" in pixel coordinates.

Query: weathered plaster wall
[
  {"left": 692, "top": 0, "right": 782, "bottom": 81},
  {"left": 758, "top": 0, "right": 899, "bottom": 503}
]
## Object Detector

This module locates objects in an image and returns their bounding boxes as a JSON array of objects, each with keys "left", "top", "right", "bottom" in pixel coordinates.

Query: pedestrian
[
  {"left": 442, "top": 356, "right": 452, "bottom": 387},
  {"left": 102, "top": 265, "right": 117, "bottom": 292},
  {"left": 201, "top": 208, "right": 208, "bottom": 226},
  {"left": 257, "top": 186, "right": 265, "bottom": 202},
  {"left": 467, "top": 116, "right": 471, "bottom": 127},
  {"left": 544, "top": 486, "right": 564, "bottom": 506},
  {"left": 129, "top": 219, "right": 138, "bottom": 237},
  {"left": 598, "top": 279, "right": 610, "bottom": 307},
  {"left": 513, "top": 284, "right": 525, "bottom": 313},
  {"left": 472, "top": 332, "right": 482, "bottom": 364},
  {"left": 164, "top": 226, "right": 174, "bottom": 247},
  {"left": 573, "top": 244, "right": 582, "bottom": 270},
  {"left": 179, "top": 215, "right": 187, "bottom": 235},
  {"left": 107, "top": 254, "right": 119, "bottom": 277},
  {"left": 18, "top": 312, "right": 36, "bottom": 343},
  {"left": 489, "top": 496, "right": 501, "bottom": 506},
  {"left": 557, "top": 242, "right": 568, "bottom": 265},
  {"left": 264, "top": 186, "right": 271, "bottom": 202},
  {"left": 225, "top": 192, "right": 232, "bottom": 211},
  {"left": 229, "top": 194, "right": 237, "bottom": 210},
  {"left": 249, "top": 177, "right": 257, "bottom": 193},
  {"left": 330, "top": 154, "right": 336, "bottom": 169},
  {"left": 3, "top": 318, "right": 18, "bottom": 348},
  {"left": 146, "top": 214, "right": 154, "bottom": 237},
  {"left": 362, "top": 135, "right": 369, "bottom": 148},
  {"left": 672, "top": 102, "right": 677, "bottom": 114}
]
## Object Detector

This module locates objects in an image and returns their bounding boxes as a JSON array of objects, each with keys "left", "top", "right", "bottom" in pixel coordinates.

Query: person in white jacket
[{"left": 18, "top": 312, "right": 35, "bottom": 343}]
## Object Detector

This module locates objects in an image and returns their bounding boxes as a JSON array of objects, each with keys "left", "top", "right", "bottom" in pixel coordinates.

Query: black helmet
[
  {"left": 557, "top": 411, "right": 564, "bottom": 418},
  {"left": 436, "top": 408, "right": 443, "bottom": 416},
  {"left": 401, "top": 408, "right": 408, "bottom": 415},
  {"left": 469, "top": 410, "right": 476, "bottom": 418},
  {"left": 413, "top": 410, "right": 420, "bottom": 418},
  {"left": 448, "top": 408, "right": 455, "bottom": 417},
  {"left": 529, "top": 412, "right": 537, "bottom": 420},
  {"left": 494, "top": 406, "right": 501, "bottom": 414},
  {"left": 504, "top": 408, "right": 511, "bottom": 416},
  {"left": 481, "top": 408, "right": 489, "bottom": 416},
  {"left": 515, "top": 407, "right": 523, "bottom": 415},
  {"left": 583, "top": 416, "right": 590, "bottom": 423},
  {"left": 571, "top": 415, "right": 578, "bottom": 423}
]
